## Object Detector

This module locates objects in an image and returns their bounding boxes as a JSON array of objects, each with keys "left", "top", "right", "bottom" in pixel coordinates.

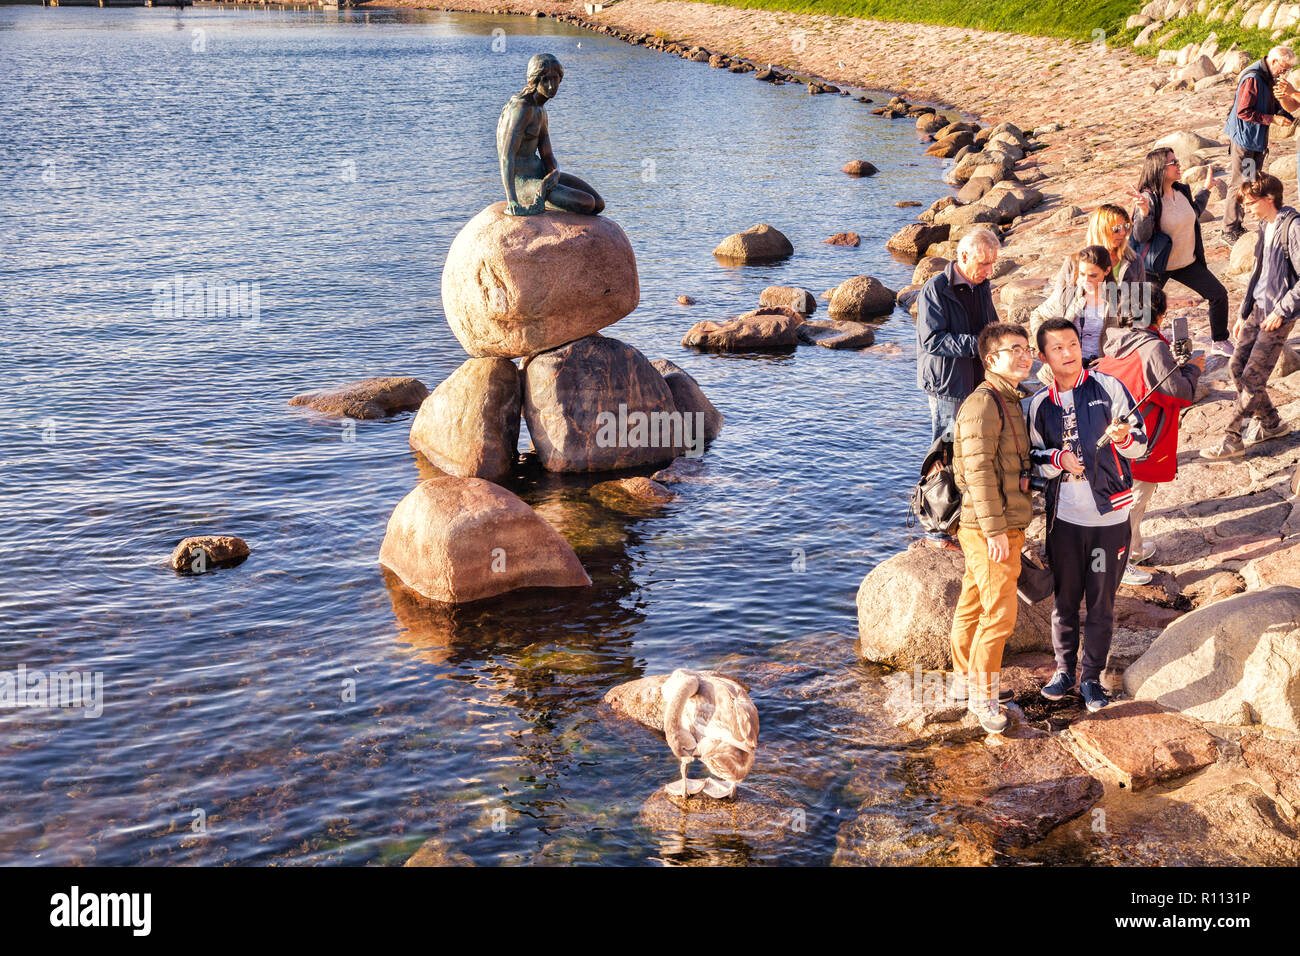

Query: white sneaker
[
  {"left": 1212, "top": 340, "right": 1235, "bottom": 358},
  {"left": 1133, "top": 539, "right": 1156, "bottom": 564},
  {"left": 969, "top": 699, "right": 1008, "bottom": 734},
  {"left": 1122, "top": 563, "right": 1153, "bottom": 586}
]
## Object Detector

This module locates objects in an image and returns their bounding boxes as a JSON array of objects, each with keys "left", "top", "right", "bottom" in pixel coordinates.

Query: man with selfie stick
[{"left": 1029, "top": 318, "right": 1148, "bottom": 712}]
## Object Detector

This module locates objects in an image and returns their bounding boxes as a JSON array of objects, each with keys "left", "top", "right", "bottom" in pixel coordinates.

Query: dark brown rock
[
  {"left": 170, "top": 535, "right": 250, "bottom": 574},
  {"left": 823, "top": 232, "right": 861, "bottom": 246},
  {"left": 842, "top": 159, "right": 879, "bottom": 176},
  {"left": 828, "top": 275, "right": 897, "bottom": 321},
  {"left": 886, "top": 223, "right": 950, "bottom": 260},
  {"left": 523, "top": 335, "right": 682, "bottom": 472},
  {"left": 288, "top": 376, "right": 428, "bottom": 419},
  {"left": 712, "top": 224, "right": 793, "bottom": 264},
  {"left": 682, "top": 306, "right": 803, "bottom": 351}
]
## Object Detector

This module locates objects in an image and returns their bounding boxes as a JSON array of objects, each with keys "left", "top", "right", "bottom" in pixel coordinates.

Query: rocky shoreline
[{"left": 358, "top": 1, "right": 1300, "bottom": 863}]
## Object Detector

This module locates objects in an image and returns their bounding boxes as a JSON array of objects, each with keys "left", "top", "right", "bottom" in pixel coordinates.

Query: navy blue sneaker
[
  {"left": 1040, "top": 670, "right": 1075, "bottom": 701},
  {"left": 1080, "top": 679, "right": 1110, "bottom": 712}
]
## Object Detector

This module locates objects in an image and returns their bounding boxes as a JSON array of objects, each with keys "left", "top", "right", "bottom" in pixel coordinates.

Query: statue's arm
[{"left": 537, "top": 112, "right": 557, "bottom": 177}]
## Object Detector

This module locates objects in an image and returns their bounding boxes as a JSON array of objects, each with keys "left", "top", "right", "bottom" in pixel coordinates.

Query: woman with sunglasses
[
  {"left": 1086, "top": 203, "right": 1146, "bottom": 288},
  {"left": 1129, "top": 147, "right": 1232, "bottom": 356}
]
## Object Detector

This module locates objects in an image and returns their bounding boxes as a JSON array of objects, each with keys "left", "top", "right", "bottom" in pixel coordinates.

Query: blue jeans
[{"left": 928, "top": 393, "right": 960, "bottom": 445}]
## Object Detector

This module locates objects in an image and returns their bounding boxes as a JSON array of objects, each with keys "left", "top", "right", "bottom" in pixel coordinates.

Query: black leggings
[{"left": 1157, "top": 259, "right": 1230, "bottom": 342}]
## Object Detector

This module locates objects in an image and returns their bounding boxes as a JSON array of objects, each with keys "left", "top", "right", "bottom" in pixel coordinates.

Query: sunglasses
[{"left": 1110, "top": 223, "right": 1132, "bottom": 234}]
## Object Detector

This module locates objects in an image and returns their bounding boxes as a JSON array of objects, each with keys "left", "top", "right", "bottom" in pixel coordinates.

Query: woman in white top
[
  {"left": 1030, "top": 245, "right": 1117, "bottom": 380},
  {"left": 1130, "top": 147, "right": 1232, "bottom": 355}
]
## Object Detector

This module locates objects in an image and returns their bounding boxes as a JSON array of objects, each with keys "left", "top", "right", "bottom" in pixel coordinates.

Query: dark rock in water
[
  {"left": 1068, "top": 700, "right": 1219, "bottom": 791},
  {"left": 896, "top": 284, "right": 922, "bottom": 312},
  {"left": 650, "top": 456, "right": 710, "bottom": 485},
  {"left": 404, "top": 837, "right": 474, "bottom": 866},
  {"left": 823, "top": 232, "right": 861, "bottom": 246},
  {"left": 409, "top": 358, "right": 520, "bottom": 482},
  {"left": 523, "top": 334, "right": 682, "bottom": 472},
  {"left": 828, "top": 275, "right": 897, "bottom": 321},
  {"left": 796, "top": 319, "right": 876, "bottom": 349},
  {"left": 708, "top": 53, "right": 730, "bottom": 69},
  {"left": 886, "top": 222, "right": 950, "bottom": 260},
  {"left": 895, "top": 200, "right": 923, "bottom": 207},
  {"left": 754, "top": 66, "right": 776, "bottom": 82},
  {"left": 835, "top": 806, "right": 996, "bottom": 866},
  {"left": 677, "top": 294, "right": 696, "bottom": 305},
  {"left": 650, "top": 358, "right": 724, "bottom": 443},
  {"left": 712, "top": 224, "right": 793, "bottom": 264},
  {"left": 842, "top": 159, "right": 879, "bottom": 176},
  {"left": 288, "top": 376, "right": 428, "bottom": 419},
  {"left": 928, "top": 730, "right": 1103, "bottom": 849},
  {"left": 170, "top": 535, "right": 249, "bottom": 574},
  {"left": 637, "top": 782, "right": 804, "bottom": 848},
  {"left": 759, "top": 285, "right": 817, "bottom": 315},
  {"left": 682, "top": 306, "right": 803, "bottom": 352}
]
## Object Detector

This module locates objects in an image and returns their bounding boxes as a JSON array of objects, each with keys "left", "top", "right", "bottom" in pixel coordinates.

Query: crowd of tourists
[{"left": 914, "top": 48, "right": 1300, "bottom": 733}]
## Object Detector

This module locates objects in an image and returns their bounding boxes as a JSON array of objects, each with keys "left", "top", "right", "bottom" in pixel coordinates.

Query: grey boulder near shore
[
  {"left": 1124, "top": 586, "right": 1300, "bottom": 734},
  {"left": 856, "top": 544, "right": 1053, "bottom": 668},
  {"left": 440, "top": 202, "right": 639, "bottom": 359},
  {"left": 378, "top": 476, "right": 590, "bottom": 605}
]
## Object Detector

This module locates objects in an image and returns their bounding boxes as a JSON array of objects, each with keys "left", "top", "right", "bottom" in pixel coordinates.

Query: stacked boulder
[{"left": 380, "top": 201, "right": 722, "bottom": 605}]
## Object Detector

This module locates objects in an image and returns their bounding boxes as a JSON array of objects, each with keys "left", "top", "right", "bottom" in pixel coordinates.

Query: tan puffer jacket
[{"left": 952, "top": 372, "right": 1034, "bottom": 536}]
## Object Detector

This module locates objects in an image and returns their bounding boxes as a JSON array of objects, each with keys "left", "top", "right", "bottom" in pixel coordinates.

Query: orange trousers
[{"left": 950, "top": 526, "right": 1024, "bottom": 703}]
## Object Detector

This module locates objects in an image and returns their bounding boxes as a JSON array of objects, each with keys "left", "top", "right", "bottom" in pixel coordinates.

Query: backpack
[{"left": 908, "top": 437, "right": 961, "bottom": 534}]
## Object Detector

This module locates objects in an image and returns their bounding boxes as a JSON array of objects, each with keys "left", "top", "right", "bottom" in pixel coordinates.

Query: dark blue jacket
[
  {"left": 1225, "top": 60, "right": 1292, "bottom": 152},
  {"left": 1241, "top": 206, "right": 1300, "bottom": 321},
  {"left": 916, "top": 261, "right": 997, "bottom": 399},
  {"left": 1027, "top": 368, "right": 1148, "bottom": 530}
]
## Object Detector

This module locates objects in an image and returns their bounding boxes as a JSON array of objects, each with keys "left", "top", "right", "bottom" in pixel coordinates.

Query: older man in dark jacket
[
  {"left": 1223, "top": 47, "right": 1297, "bottom": 242},
  {"left": 917, "top": 227, "right": 1001, "bottom": 445}
]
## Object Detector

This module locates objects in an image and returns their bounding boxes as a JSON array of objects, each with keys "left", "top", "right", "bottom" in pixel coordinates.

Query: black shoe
[
  {"left": 1223, "top": 225, "right": 1246, "bottom": 245},
  {"left": 1080, "top": 679, "right": 1110, "bottom": 712},
  {"left": 1040, "top": 669, "right": 1075, "bottom": 700}
]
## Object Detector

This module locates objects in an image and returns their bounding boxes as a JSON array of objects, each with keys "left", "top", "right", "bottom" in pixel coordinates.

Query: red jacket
[{"left": 1096, "top": 327, "right": 1199, "bottom": 483}]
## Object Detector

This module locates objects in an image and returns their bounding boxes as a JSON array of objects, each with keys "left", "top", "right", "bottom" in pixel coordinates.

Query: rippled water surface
[{"left": 1, "top": 5, "right": 960, "bottom": 865}]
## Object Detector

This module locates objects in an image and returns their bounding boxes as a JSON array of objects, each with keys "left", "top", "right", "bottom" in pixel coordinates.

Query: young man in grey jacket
[{"left": 1203, "top": 173, "right": 1299, "bottom": 459}]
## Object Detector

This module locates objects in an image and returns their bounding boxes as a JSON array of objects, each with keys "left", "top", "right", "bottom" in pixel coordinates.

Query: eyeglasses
[
  {"left": 1110, "top": 223, "right": 1132, "bottom": 234},
  {"left": 991, "top": 345, "right": 1033, "bottom": 358}
]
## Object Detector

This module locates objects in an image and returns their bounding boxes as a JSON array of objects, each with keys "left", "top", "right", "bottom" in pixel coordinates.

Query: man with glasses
[
  {"left": 1203, "top": 174, "right": 1299, "bottom": 458},
  {"left": 916, "top": 228, "right": 1001, "bottom": 548},
  {"left": 1224, "top": 46, "right": 1297, "bottom": 244},
  {"left": 948, "top": 322, "right": 1035, "bottom": 733}
]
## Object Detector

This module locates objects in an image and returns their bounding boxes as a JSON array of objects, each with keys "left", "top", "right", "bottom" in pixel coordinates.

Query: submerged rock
[
  {"left": 823, "top": 232, "right": 861, "bottom": 246},
  {"left": 523, "top": 335, "right": 682, "bottom": 472},
  {"left": 841, "top": 159, "right": 879, "bottom": 176},
  {"left": 408, "top": 358, "right": 520, "bottom": 482},
  {"left": 590, "top": 476, "right": 676, "bottom": 511},
  {"left": 378, "top": 476, "right": 590, "bottom": 604},
  {"left": 170, "top": 535, "right": 250, "bottom": 574},
  {"left": 288, "top": 376, "right": 428, "bottom": 419},
  {"left": 796, "top": 319, "right": 876, "bottom": 349},
  {"left": 440, "top": 202, "right": 639, "bottom": 358}
]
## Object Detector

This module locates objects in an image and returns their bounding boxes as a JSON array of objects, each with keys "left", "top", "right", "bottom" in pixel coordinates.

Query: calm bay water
[{"left": 0, "top": 5, "right": 959, "bottom": 865}]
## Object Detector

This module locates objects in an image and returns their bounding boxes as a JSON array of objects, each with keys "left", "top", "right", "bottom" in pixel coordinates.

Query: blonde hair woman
[{"left": 1085, "top": 204, "right": 1146, "bottom": 286}]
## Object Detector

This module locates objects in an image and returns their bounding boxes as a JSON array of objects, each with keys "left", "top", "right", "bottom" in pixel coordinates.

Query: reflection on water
[{"left": 1, "top": 4, "right": 964, "bottom": 865}]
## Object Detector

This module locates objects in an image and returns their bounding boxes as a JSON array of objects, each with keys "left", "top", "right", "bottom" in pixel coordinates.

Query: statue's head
[{"left": 524, "top": 53, "right": 564, "bottom": 100}]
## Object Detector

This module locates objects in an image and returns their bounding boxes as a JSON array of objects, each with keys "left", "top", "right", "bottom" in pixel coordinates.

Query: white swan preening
[{"left": 660, "top": 669, "right": 759, "bottom": 799}]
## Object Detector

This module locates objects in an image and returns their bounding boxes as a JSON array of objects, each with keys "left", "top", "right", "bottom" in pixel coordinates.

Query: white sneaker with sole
[
  {"left": 1133, "top": 539, "right": 1156, "bottom": 564},
  {"left": 1122, "top": 563, "right": 1154, "bottom": 586},
  {"left": 1244, "top": 420, "right": 1291, "bottom": 447}
]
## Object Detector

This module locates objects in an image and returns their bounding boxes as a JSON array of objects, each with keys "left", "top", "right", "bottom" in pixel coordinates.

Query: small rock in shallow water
[
  {"left": 677, "top": 294, "right": 696, "bottom": 305},
  {"left": 288, "top": 376, "right": 428, "bottom": 419},
  {"left": 170, "top": 535, "right": 250, "bottom": 574},
  {"left": 823, "top": 232, "right": 860, "bottom": 246},
  {"left": 589, "top": 476, "right": 676, "bottom": 511}
]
